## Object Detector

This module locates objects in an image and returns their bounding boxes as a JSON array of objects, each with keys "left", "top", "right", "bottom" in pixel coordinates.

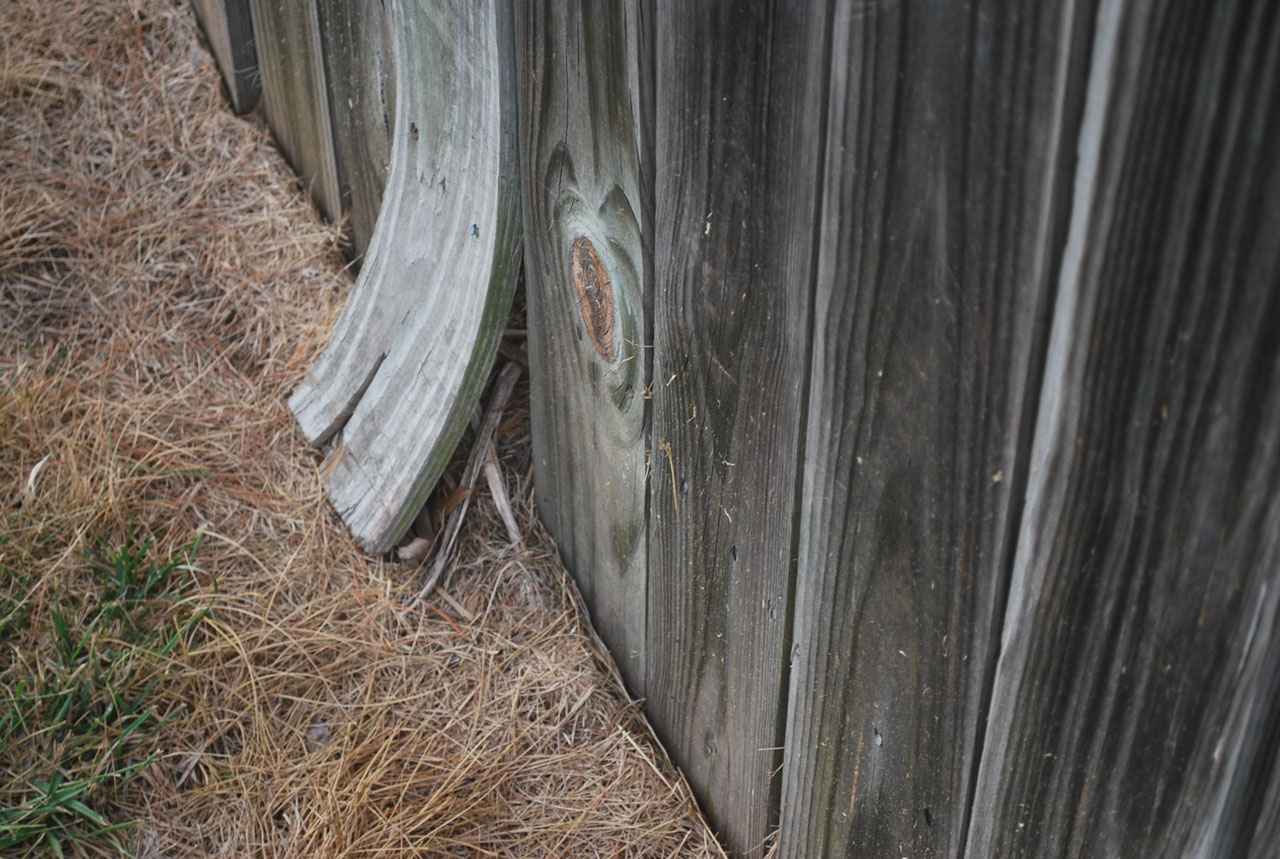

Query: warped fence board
[
  {"left": 777, "top": 0, "right": 1075, "bottom": 854},
  {"left": 515, "top": 0, "right": 653, "bottom": 695},
  {"left": 190, "top": 0, "right": 258, "bottom": 114},
  {"left": 315, "top": 0, "right": 393, "bottom": 262},
  {"left": 196, "top": 0, "right": 520, "bottom": 553},
  {"left": 289, "top": 0, "right": 521, "bottom": 553}
]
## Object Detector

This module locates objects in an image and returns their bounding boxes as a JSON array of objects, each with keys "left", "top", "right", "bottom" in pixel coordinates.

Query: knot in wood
[{"left": 571, "top": 236, "right": 615, "bottom": 361}]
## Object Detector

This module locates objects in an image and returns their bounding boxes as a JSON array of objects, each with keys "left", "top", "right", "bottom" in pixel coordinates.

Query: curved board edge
[{"left": 291, "top": 0, "right": 521, "bottom": 555}]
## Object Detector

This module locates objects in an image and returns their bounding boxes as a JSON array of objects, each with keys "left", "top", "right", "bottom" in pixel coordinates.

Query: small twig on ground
[
  {"left": 484, "top": 457, "right": 523, "bottom": 546},
  {"left": 411, "top": 361, "right": 521, "bottom": 607}
]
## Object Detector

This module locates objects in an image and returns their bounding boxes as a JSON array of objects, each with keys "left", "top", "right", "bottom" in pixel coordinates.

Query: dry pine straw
[{"left": 0, "top": 0, "right": 724, "bottom": 855}]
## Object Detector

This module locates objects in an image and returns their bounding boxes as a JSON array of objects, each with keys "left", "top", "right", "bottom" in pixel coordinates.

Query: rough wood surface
[
  {"left": 289, "top": 0, "right": 521, "bottom": 554},
  {"left": 966, "top": 1, "right": 1280, "bottom": 855},
  {"left": 315, "top": 0, "right": 393, "bottom": 263},
  {"left": 645, "top": 3, "right": 824, "bottom": 854},
  {"left": 248, "top": 0, "right": 341, "bottom": 221},
  {"left": 190, "top": 0, "right": 259, "bottom": 115},
  {"left": 515, "top": 0, "right": 652, "bottom": 694},
  {"left": 775, "top": 2, "right": 1081, "bottom": 855}
]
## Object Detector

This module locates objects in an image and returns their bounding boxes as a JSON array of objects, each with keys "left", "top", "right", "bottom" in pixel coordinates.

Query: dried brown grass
[{"left": 0, "top": 0, "right": 722, "bottom": 855}]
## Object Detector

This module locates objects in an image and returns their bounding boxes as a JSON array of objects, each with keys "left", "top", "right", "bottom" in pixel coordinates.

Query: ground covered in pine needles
[{"left": 0, "top": 1, "right": 722, "bottom": 855}]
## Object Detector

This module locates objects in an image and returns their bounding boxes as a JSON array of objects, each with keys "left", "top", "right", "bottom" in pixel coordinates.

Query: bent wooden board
[{"left": 289, "top": 0, "right": 521, "bottom": 554}]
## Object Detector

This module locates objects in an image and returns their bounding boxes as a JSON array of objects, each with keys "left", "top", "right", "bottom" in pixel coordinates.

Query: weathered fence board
[
  {"left": 515, "top": 1, "right": 653, "bottom": 694},
  {"left": 646, "top": 3, "right": 824, "bottom": 854},
  {"left": 315, "top": 0, "right": 393, "bottom": 262},
  {"left": 248, "top": 0, "right": 341, "bottom": 221},
  {"left": 190, "top": 0, "right": 259, "bottom": 114},
  {"left": 197, "top": 0, "right": 1280, "bottom": 853},
  {"left": 776, "top": 1, "right": 1080, "bottom": 855},
  {"left": 966, "top": 1, "right": 1280, "bottom": 855},
  {"left": 289, "top": 0, "right": 521, "bottom": 553}
]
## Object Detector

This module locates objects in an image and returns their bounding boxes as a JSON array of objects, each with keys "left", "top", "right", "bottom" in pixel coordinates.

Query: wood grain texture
[
  {"left": 775, "top": 1, "right": 1088, "bottom": 855},
  {"left": 515, "top": 0, "right": 652, "bottom": 694},
  {"left": 190, "top": 0, "right": 259, "bottom": 115},
  {"left": 315, "top": 0, "right": 393, "bottom": 263},
  {"left": 248, "top": 0, "right": 341, "bottom": 221},
  {"left": 966, "top": 0, "right": 1280, "bottom": 855},
  {"left": 289, "top": 0, "right": 521, "bottom": 553},
  {"left": 646, "top": 3, "right": 824, "bottom": 854}
]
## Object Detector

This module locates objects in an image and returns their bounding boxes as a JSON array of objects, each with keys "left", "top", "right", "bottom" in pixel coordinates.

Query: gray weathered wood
[
  {"left": 776, "top": 1, "right": 1081, "bottom": 855},
  {"left": 315, "top": 0, "right": 394, "bottom": 262},
  {"left": 248, "top": 0, "right": 341, "bottom": 221},
  {"left": 515, "top": 1, "right": 652, "bottom": 694},
  {"left": 289, "top": 0, "right": 521, "bottom": 554},
  {"left": 966, "top": 0, "right": 1280, "bottom": 855},
  {"left": 190, "top": 0, "right": 259, "bottom": 115},
  {"left": 646, "top": 3, "right": 824, "bottom": 854}
]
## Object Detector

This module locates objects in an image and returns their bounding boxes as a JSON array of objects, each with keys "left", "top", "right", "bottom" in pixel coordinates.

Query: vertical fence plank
[
  {"left": 967, "top": 0, "right": 1280, "bottom": 855},
  {"left": 647, "top": 3, "right": 825, "bottom": 854},
  {"left": 777, "top": 1, "right": 1086, "bottom": 855},
  {"left": 289, "top": 0, "right": 521, "bottom": 552},
  {"left": 315, "top": 0, "right": 394, "bottom": 263},
  {"left": 248, "top": 0, "right": 341, "bottom": 222},
  {"left": 190, "top": 0, "right": 259, "bottom": 115},
  {"left": 515, "top": 1, "right": 653, "bottom": 694}
]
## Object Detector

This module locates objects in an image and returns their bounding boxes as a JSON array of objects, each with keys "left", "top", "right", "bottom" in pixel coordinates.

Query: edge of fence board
[
  {"left": 289, "top": 0, "right": 521, "bottom": 554},
  {"left": 315, "top": 0, "right": 393, "bottom": 263},
  {"left": 190, "top": 0, "right": 259, "bottom": 115},
  {"left": 515, "top": 0, "right": 652, "bottom": 695},
  {"left": 248, "top": 0, "right": 341, "bottom": 222}
]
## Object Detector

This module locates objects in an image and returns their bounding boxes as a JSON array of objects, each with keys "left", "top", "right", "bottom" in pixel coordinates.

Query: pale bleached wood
[
  {"left": 189, "top": 0, "right": 259, "bottom": 115},
  {"left": 248, "top": 0, "right": 341, "bottom": 222},
  {"left": 515, "top": 0, "right": 652, "bottom": 695},
  {"left": 289, "top": 0, "right": 520, "bottom": 554}
]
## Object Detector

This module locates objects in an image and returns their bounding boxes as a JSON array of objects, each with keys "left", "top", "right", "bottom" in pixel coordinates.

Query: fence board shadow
[{"left": 190, "top": 0, "right": 259, "bottom": 115}]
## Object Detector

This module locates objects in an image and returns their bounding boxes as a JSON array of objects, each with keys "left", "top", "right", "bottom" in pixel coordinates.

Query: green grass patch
[{"left": 0, "top": 525, "right": 210, "bottom": 857}]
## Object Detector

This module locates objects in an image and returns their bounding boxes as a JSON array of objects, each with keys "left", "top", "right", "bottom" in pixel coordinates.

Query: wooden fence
[{"left": 192, "top": 1, "right": 1280, "bottom": 855}]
